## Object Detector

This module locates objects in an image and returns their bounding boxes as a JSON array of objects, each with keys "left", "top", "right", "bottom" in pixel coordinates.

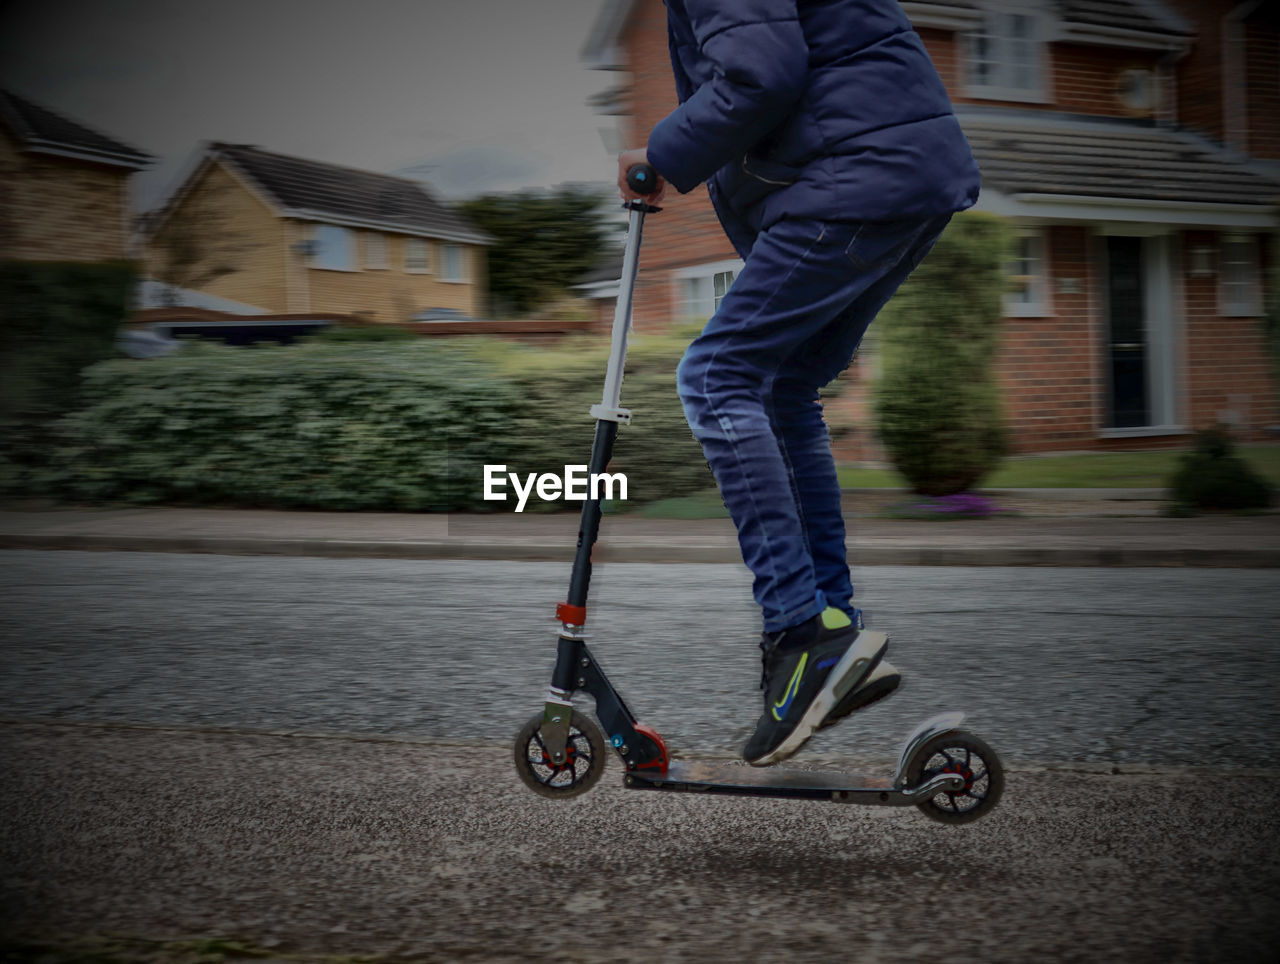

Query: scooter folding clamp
[{"left": 588, "top": 404, "right": 632, "bottom": 424}]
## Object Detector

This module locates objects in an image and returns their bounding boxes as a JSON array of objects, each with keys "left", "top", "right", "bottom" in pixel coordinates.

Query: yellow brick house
[
  {"left": 0, "top": 89, "right": 152, "bottom": 262},
  {"left": 144, "top": 142, "right": 492, "bottom": 322}
]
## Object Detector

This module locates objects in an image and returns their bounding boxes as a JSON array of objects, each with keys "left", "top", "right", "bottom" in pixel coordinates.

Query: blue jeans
[{"left": 676, "top": 213, "right": 952, "bottom": 632}]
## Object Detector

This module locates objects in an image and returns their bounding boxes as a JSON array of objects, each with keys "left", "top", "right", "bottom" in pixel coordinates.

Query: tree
[
  {"left": 873, "top": 212, "right": 1011, "bottom": 496},
  {"left": 460, "top": 185, "right": 613, "bottom": 317}
]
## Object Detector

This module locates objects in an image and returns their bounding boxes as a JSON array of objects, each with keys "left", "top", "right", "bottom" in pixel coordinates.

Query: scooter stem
[
  {"left": 556, "top": 182, "right": 659, "bottom": 632},
  {"left": 590, "top": 201, "right": 649, "bottom": 425}
]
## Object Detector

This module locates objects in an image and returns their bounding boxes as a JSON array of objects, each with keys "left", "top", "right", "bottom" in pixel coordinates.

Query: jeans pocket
[{"left": 844, "top": 219, "right": 926, "bottom": 272}]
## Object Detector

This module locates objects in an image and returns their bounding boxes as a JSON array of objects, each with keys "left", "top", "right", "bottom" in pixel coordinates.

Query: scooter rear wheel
[
  {"left": 514, "top": 709, "right": 606, "bottom": 799},
  {"left": 907, "top": 729, "right": 1004, "bottom": 824}
]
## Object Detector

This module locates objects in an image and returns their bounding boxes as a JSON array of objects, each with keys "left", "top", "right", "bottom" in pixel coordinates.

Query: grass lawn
[
  {"left": 836, "top": 444, "right": 1280, "bottom": 490},
  {"left": 633, "top": 445, "right": 1280, "bottom": 519}
]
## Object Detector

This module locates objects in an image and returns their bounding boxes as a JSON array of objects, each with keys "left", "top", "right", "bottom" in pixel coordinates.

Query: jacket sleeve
[{"left": 647, "top": 0, "right": 808, "bottom": 194}]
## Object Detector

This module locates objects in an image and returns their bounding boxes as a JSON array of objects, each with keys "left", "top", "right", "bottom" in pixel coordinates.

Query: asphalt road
[
  {"left": 1, "top": 550, "right": 1278, "bottom": 769},
  {"left": 3, "top": 550, "right": 1280, "bottom": 963}
]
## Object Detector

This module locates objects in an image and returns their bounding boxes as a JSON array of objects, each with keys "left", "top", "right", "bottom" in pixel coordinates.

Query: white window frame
[
  {"left": 965, "top": 1, "right": 1050, "bottom": 103},
  {"left": 1005, "top": 228, "right": 1052, "bottom": 317},
  {"left": 310, "top": 224, "right": 356, "bottom": 272},
  {"left": 1218, "top": 233, "right": 1263, "bottom": 317},
  {"left": 365, "top": 232, "right": 387, "bottom": 270},
  {"left": 672, "top": 258, "right": 744, "bottom": 324},
  {"left": 440, "top": 243, "right": 467, "bottom": 283},
  {"left": 405, "top": 237, "right": 430, "bottom": 274}
]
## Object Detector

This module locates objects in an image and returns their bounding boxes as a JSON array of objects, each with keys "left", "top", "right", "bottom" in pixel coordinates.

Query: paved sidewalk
[{"left": 2, "top": 493, "right": 1278, "bottom": 566}]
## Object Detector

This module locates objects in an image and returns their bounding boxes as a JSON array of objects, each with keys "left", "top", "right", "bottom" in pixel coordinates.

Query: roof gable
[
  {"left": 210, "top": 143, "right": 492, "bottom": 244},
  {"left": 0, "top": 89, "right": 151, "bottom": 169}
]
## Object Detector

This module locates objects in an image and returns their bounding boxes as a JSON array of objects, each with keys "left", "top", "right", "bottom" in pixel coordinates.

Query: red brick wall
[
  {"left": 623, "top": 0, "right": 736, "bottom": 332},
  {"left": 992, "top": 227, "right": 1100, "bottom": 452},
  {"left": 1165, "top": 0, "right": 1226, "bottom": 143},
  {"left": 917, "top": 27, "right": 959, "bottom": 91},
  {"left": 828, "top": 227, "right": 1279, "bottom": 459},
  {"left": 1051, "top": 44, "right": 1162, "bottom": 118},
  {"left": 1163, "top": 0, "right": 1280, "bottom": 155},
  {"left": 1245, "top": 18, "right": 1280, "bottom": 159},
  {"left": 1181, "top": 231, "right": 1278, "bottom": 442}
]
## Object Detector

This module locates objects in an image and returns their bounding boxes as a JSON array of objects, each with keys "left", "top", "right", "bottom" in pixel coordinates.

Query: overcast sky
[{"left": 0, "top": 0, "right": 625, "bottom": 211}]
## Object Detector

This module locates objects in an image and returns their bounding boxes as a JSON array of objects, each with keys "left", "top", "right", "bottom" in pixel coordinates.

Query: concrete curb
[{"left": 3, "top": 532, "right": 1277, "bottom": 567}]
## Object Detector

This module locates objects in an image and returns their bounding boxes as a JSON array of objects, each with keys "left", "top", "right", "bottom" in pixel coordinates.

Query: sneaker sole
[
  {"left": 746, "top": 630, "right": 889, "bottom": 767},
  {"left": 817, "top": 665, "right": 902, "bottom": 731}
]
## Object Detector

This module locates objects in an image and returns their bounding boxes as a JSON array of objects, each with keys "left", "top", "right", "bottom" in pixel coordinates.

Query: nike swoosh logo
[{"left": 771, "top": 653, "right": 807, "bottom": 722}]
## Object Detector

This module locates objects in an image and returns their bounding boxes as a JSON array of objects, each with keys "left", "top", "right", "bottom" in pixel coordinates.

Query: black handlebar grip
[{"left": 626, "top": 163, "right": 659, "bottom": 196}]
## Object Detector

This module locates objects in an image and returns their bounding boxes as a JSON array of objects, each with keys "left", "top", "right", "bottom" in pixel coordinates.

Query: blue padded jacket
[{"left": 645, "top": 0, "right": 981, "bottom": 256}]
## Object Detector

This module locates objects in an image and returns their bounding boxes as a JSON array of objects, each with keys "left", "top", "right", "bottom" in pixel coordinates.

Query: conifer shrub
[{"left": 873, "top": 213, "right": 1011, "bottom": 496}]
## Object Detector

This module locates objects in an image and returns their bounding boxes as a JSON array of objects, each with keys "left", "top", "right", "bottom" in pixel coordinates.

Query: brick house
[
  {"left": 582, "top": 0, "right": 1280, "bottom": 455},
  {"left": 0, "top": 89, "right": 152, "bottom": 262},
  {"left": 144, "top": 142, "right": 492, "bottom": 323}
]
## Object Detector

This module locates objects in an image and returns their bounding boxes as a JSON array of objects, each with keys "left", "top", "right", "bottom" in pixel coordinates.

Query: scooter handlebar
[{"left": 626, "top": 163, "right": 660, "bottom": 197}]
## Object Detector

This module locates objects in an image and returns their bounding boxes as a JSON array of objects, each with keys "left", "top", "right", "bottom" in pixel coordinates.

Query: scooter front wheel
[
  {"left": 514, "top": 709, "right": 606, "bottom": 799},
  {"left": 907, "top": 729, "right": 1004, "bottom": 824}
]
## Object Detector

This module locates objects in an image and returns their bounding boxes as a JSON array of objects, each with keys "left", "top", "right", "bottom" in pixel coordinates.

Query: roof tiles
[{"left": 212, "top": 143, "right": 490, "bottom": 243}]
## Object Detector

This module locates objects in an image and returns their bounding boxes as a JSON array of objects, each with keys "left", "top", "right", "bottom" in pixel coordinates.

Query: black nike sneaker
[{"left": 743, "top": 606, "right": 889, "bottom": 766}]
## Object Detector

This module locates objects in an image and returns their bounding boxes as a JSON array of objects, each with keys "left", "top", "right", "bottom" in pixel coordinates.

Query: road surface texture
[{"left": 2, "top": 550, "right": 1279, "bottom": 962}]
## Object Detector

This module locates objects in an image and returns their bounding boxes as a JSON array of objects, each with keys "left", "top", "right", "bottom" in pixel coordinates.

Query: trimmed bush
[
  {"left": 45, "top": 341, "right": 521, "bottom": 510},
  {"left": 1167, "top": 426, "right": 1273, "bottom": 512},
  {"left": 453, "top": 331, "right": 713, "bottom": 509},
  {"left": 873, "top": 212, "right": 1010, "bottom": 496},
  {"left": 304, "top": 324, "right": 418, "bottom": 343},
  {"left": 41, "top": 334, "right": 711, "bottom": 511}
]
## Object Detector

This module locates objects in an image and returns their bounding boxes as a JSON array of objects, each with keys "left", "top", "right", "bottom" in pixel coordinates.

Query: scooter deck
[{"left": 623, "top": 760, "right": 953, "bottom": 806}]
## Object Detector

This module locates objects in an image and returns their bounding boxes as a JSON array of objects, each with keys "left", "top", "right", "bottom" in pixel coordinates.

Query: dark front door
[{"left": 1105, "top": 236, "right": 1148, "bottom": 429}]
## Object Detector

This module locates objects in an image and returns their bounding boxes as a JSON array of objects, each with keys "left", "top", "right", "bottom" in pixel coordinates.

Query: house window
[
  {"left": 365, "top": 232, "right": 387, "bottom": 269},
  {"left": 675, "top": 261, "right": 742, "bottom": 323},
  {"left": 1005, "top": 230, "right": 1050, "bottom": 316},
  {"left": 405, "top": 237, "right": 429, "bottom": 273},
  {"left": 1219, "top": 235, "right": 1262, "bottom": 316},
  {"left": 441, "top": 243, "right": 466, "bottom": 282},
  {"left": 967, "top": 3, "right": 1046, "bottom": 101},
  {"left": 311, "top": 224, "right": 355, "bottom": 271},
  {"left": 712, "top": 270, "right": 734, "bottom": 311}
]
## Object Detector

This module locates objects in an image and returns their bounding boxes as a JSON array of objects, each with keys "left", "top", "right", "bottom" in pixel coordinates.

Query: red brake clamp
[{"left": 556, "top": 602, "right": 587, "bottom": 626}]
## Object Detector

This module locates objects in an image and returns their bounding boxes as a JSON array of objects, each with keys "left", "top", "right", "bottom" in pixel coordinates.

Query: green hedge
[
  {"left": 40, "top": 334, "right": 713, "bottom": 511},
  {"left": 0, "top": 260, "right": 136, "bottom": 489},
  {"left": 479, "top": 329, "right": 716, "bottom": 507}
]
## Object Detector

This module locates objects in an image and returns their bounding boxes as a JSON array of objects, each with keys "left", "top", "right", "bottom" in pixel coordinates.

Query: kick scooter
[{"left": 513, "top": 165, "right": 1004, "bottom": 824}]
